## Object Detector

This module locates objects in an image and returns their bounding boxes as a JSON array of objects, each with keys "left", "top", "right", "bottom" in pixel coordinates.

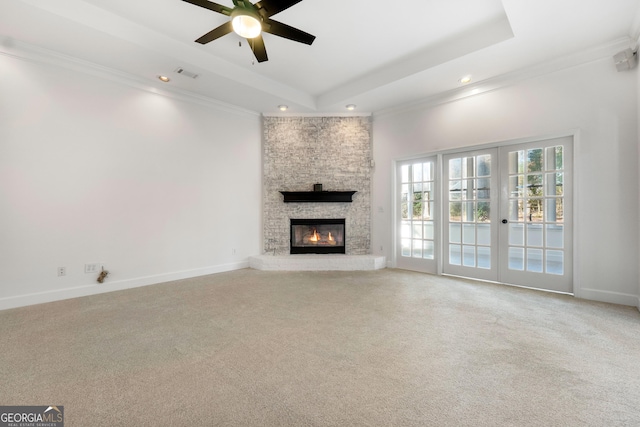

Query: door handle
[{"left": 501, "top": 219, "right": 508, "bottom": 224}]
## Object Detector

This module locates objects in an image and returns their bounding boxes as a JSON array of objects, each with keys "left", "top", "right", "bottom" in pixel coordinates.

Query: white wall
[
  {"left": 372, "top": 57, "right": 639, "bottom": 306},
  {"left": 637, "top": 45, "right": 640, "bottom": 311},
  {"left": 0, "top": 50, "right": 262, "bottom": 309}
]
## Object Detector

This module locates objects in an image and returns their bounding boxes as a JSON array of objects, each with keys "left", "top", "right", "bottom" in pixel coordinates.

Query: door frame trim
[{"left": 391, "top": 130, "right": 580, "bottom": 294}]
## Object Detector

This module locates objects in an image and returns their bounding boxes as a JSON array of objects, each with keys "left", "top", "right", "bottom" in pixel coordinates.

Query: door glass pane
[
  {"left": 450, "top": 202, "right": 462, "bottom": 221},
  {"left": 527, "top": 174, "right": 543, "bottom": 197},
  {"left": 477, "top": 246, "right": 491, "bottom": 269},
  {"left": 462, "top": 157, "right": 475, "bottom": 178},
  {"left": 546, "top": 172, "right": 564, "bottom": 196},
  {"left": 509, "top": 150, "right": 525, "bottom": 174},
  {"left": 449, "top": 180, "right": 462, "bottom": 200},
  {"left": 546, "top": 146, "right": 563, "bottom": 170},
  {"left": 413, "top": 163, "right": 423, "bottom": 182},
  {"left": 527, "top": 249, "right": 543, "bottom": 273},
  {"left": 527, "top": 199, "right": 544, "bottom": 222},
  {"left": 509, "top": 247, "right": 524, "bottom": 270},
  {"left": 463, "top": 246, "right": 476, "bottom": 267},
  {"left": 423, "top": 162, "right": 433, "bottom": 181},
  {"left": 477, "top": 178, "right": 490, "bottom": 199},
  {"left": 463, "top": 179, "right": 475, "bottom": 200},
  {"left": 401, "top": 221, "right": 411, "bottom": 238},
  {"left": 450, "top": 245, "right": 461, "bottom": 265},
  {"left": 412, "top": 240, "right": 422, "bottom": 258},
  {"left": 463, "top": 202, "right": 476, "bottom": 222},
  {"left": 412, "top": 184, "right": 423, "bottom": 219},
  {"left": 401, "top": 184, "right": 409, "bottom": 219},
  {"left": 546, "top": 250, "right": 564, "bottom": 275},
  {"left": 424, "top": 222, "right": 434, "bottom": 240},
  {"left": 509, "top": 200, "right": 524, "bottom": 221},
  {"left": 509, "top": 175, "right": 524, "bottom": 197},
  {"left": 477, "top": 224, "right": 491, "bottom": 245},
  {"left": 449, "top": 158, "right": 461, "bottom": 179},
  {"left": 477, "top": 202, "right": 490, "bottom": 223},
  {"left": 401, "top": 239, "right": 411, "bottom": 257},
  {"left": 477, "top": 155, "right": 491, "bottom": 177},
  {"left": 546, "top": 198, "right": 563, "bottom": 223},
  {"left": 463, "top": 224, "right": 476, "bottom": 244},
  {"left": 527, "top": 149, "right": 543, "bottom": 172},
  {"left": 546, "top": 225, "right": 564, "bottom": 248},
  {"left": 401, "top": 165, "right": 410, "bottom": 183},
  {"left": 412, "top": 224, "right": 422, "bottom": 239},
  {"left": 423, "top": 241, "right": 434, "bottom": 260},
  {"left": 449, "top": 224, "right": 461, "bottom": 244},
  {"left": 509, "top": 223, "right": 524, "bottom": 246},
  {"left": 526, "top": 224, "right": 543, "bottom": 247}
]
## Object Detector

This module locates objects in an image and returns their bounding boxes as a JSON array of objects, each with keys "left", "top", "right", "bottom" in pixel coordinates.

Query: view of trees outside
[
  {"left": 509, "top": 146, "right": 564, "bottom": 223},
  {"left": 448, "top": 154, "right": 491, "bottom": 223}
]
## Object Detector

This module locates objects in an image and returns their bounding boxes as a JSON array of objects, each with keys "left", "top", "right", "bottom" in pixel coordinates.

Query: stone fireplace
[{"left": 262, "top": 116, "right": 372, "bottom": 256}]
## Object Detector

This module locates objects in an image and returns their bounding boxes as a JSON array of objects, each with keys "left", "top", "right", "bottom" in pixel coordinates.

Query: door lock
[{"left": 502, "top": 219, "right": 508, "bottom": 224}]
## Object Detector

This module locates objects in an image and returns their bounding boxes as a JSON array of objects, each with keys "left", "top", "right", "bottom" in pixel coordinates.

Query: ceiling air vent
[{"left": 174, "top": 67, "right": 199, "bottom": 79}]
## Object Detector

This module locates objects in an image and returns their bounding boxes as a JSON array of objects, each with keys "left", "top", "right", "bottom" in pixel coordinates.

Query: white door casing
[{"left": 395, "top": 136, "right": 573, "bottom": 294}]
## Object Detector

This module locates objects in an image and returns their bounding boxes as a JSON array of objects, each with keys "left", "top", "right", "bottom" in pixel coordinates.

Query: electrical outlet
[
  {"left": 84, "top": 263, "right": 102, "bottom": 274},
  {"left": 57, "top": 267, "right": 66, "bottom": 277}
]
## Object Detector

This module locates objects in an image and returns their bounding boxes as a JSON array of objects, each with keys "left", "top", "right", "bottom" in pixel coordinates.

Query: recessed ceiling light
[
  {"left": 459, "top": 76, "right": 472, "bottom": 84},
  {"left": 158, "top": 75, "right": 170, "bottom": 83},
  {"left": 346, "top": 104, "right": 356, "bottom": 111},
  {"left": 278, "top": 105, "right": 288, "bottom": 111}
]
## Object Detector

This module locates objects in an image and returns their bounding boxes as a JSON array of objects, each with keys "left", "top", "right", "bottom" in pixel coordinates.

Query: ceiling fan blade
[
  {"left": 181, "top": 0, "right": 232, "bottom": 16},
  {"left": 195, "top": 21, "right": 233, "bottom": 44},
  {"left": 248, "top": 35, "right": 269, "bottom": 62},
  {"left": 263, "top": 19, "right": 315, "bottom": 45},
  {"left": 254, "top": 0, "right": 304, "bottom": 18}
]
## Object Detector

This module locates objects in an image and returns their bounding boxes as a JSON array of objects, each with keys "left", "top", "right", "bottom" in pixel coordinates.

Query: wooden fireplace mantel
[{"left": 280, "top": 191, "right": 357, "bottom": 203}]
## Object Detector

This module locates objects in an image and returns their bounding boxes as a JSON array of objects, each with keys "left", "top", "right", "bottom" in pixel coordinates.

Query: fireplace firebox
[{"left": 290, "top": 219, "right": 345, "bottom": 254}]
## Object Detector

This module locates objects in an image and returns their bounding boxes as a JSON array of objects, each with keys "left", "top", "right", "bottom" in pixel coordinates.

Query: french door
[
  {"left": 443, "top": 149, "right": 499, "bottom": 282},
  {"left": 498, "top": 138, "right": 573, "bottom": 293},
  {"left": 397, "top": 137, "right": 573, "bottom": 293},
  {"left": 396, "top": 157, "right": 437, "bottom": 273}
]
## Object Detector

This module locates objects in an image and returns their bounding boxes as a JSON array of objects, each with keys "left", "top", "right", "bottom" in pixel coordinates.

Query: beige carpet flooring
[{"left": 1, "top": 269, "right": 639, "bottom": 426}]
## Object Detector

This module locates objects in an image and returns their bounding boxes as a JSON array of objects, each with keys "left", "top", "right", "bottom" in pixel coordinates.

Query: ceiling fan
[{"left": 181, "top": 0, "right": 316, "bottom": 63}]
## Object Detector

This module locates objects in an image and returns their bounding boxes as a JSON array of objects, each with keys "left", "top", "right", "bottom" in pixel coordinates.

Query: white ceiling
[{"left": 2, "top": 0, "right": 639, "bottom": 115}]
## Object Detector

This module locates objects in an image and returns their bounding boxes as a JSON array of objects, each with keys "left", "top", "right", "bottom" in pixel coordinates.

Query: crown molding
[
  {"left": 0, "top": 38, "right": 261, "bottom": 118},
  {"left": 374, "top": 37, "right": 633, "bottom": 120}
]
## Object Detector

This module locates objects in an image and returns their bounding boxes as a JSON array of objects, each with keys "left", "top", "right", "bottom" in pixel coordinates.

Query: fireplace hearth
[{"left": 290, "top": 219, "right": 345, "bottom": 254}]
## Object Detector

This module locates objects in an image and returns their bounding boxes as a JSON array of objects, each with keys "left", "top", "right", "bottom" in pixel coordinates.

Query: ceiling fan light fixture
[{"left": 231, "top": 9, "right": 262, "bottom": 39}]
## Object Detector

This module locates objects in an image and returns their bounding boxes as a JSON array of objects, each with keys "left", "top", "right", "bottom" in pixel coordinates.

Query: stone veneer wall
[{"left": 263, "top": 116, "right": 372, "bottom": 255}]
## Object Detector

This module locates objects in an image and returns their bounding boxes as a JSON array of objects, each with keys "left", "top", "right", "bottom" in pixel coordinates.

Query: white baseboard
[
  {"left": 576, "top": 287, "right": 639, "bottom": 307},
  {"left": 0, "top": 261, "right": 248, "bottom": 311}
]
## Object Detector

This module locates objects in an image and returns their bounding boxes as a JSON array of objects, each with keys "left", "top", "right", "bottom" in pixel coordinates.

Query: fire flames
[{"left": 307, "top": 229, "right": 336, "bottom": 245}]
